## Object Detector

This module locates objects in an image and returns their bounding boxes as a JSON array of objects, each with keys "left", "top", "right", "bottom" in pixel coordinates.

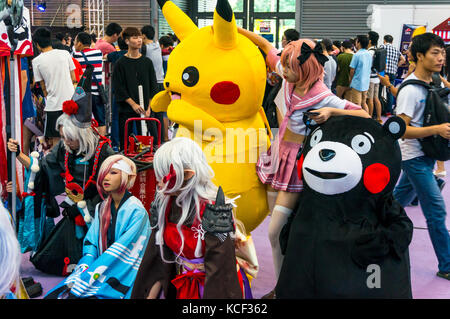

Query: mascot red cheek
[{"left": 363, "top": 163, "right": 390, "bottom": 194}]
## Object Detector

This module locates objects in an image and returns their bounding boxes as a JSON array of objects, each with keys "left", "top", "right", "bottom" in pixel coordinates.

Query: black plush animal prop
[{"left": 277, "top": 116, "right": 413, "bottom": 299}]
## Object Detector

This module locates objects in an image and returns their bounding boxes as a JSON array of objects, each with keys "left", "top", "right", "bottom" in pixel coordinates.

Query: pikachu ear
[
  {"left": 213, "top": 0, "right": 238, "bottom": 49},
  {"left": 158, "top": 0, "right": 198, "bottom": 41}
]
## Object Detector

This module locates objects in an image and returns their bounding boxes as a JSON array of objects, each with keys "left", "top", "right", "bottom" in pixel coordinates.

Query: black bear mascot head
[{"left": 297, "top": 116, "right": 406, "bottom": 199}]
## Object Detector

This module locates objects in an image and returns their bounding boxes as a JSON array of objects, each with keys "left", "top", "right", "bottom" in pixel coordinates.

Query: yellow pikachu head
[{"left": 158, "top": 0, "right": 266, "bottom": 123}]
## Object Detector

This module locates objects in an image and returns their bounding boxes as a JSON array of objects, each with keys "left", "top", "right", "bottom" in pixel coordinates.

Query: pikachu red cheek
[{"left": 210, "top": 81, "right": 241, "bottom": 105}]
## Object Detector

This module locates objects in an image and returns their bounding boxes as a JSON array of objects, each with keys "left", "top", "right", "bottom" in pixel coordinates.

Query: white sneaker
[{"left": 433, "top": 170, "right": 446, "bottom": 178}]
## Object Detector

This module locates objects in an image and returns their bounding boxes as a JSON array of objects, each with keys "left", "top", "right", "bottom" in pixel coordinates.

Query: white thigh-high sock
[
  {"left": 268, "top": 205, "right": 293, "bottom": 279},
  {"left": 266, "top": 191, "right": 278, "bottom": 216}
]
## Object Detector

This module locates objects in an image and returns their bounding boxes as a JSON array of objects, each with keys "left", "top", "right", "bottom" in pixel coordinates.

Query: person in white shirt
[
  {"left": 141, "top": 25, "right": 164, "bottom": 86},
  {"left": 393, "top": 33, "right": 450, "bottom": 281},
  {"left": 367, "top": 31, "right": 382, "bottom": 123},
  {"left": 141, "top": 25, "right": 168, "bottom": 142},
  {"left": 320, "top": 39, "right": 337, "bottom": 90},
  {"left": 32, "top": 28, "right": 77, "bottom": 147}
]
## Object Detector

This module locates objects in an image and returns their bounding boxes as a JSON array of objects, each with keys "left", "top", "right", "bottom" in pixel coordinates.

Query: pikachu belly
[
  {"left": 175, "top": 115, "right": 270, "bottom": 232},
  {"left": 211, "top": 162, "right": 269, "bottom": 232}
]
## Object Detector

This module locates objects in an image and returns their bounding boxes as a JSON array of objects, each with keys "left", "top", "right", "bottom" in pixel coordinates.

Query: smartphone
[{"left": 304, "top": 111, "right": 320, "bottom": 117}]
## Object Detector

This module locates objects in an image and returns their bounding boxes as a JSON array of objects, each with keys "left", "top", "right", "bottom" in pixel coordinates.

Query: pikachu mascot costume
[{"left": 152, "top": 0, "right": 271, "bottom": 235}]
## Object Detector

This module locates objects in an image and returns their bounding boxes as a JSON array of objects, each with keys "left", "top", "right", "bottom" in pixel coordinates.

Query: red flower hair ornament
[{"left": 62, "top": 100, "right": 79, "bottom": 116}]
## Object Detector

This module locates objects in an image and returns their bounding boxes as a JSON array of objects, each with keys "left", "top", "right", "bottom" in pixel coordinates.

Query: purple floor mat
[{"left": 20, "top": 163, "right": 449, "bottom": 299}]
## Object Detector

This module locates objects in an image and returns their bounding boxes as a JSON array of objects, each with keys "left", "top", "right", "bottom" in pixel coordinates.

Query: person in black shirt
[
  {"left": 52, "top": 32, "right": 71, "bottom": 53},
  {"left": 107, "top": 36, "right": 128, "bottom": 151},
  {"left": 112, "top": 27, "right": 158, "bottom": 151}
]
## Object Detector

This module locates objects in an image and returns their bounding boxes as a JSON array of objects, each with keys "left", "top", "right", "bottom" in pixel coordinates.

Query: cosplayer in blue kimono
[{"left": 45, "top": 155, "right": 151, "bottom": 299}]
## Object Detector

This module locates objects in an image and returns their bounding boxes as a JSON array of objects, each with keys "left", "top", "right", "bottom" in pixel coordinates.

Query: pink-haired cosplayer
[{"left": 239, "top": 29, "right": 370, "bottom": 298}]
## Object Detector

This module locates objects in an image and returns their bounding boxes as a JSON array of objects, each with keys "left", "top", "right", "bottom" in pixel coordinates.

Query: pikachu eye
[{"left": 182, "top": 66, "right": 199, "bottom": 87}]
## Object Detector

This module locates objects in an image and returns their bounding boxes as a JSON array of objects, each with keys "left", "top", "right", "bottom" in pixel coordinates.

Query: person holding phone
[{"left": 238, "top": 28, "right": 370, "bottom": 299}]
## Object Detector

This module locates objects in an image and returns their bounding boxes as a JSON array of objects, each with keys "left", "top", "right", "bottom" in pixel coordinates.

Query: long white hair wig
[
  {"left": 56, "top": 113, "right": 99, "bottom": 162},
  {"left": 0, "top": 204, "right": 21, "bottom": 296},
  {"left": 153, "top": 137, "right": 235, "bottom": 263}
]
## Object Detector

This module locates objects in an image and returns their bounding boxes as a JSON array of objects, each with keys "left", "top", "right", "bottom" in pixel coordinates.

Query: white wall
[{"left": 368, "top": 4, "right": 450, "bottom": 48}]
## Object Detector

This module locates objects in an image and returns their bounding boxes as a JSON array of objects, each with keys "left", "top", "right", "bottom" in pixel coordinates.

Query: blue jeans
[
  {"left": 385, "top": 73, "right": 396, "bottom": 114},
  {"left": 393, "top": 156, "right": 450, "bottom": 273}
]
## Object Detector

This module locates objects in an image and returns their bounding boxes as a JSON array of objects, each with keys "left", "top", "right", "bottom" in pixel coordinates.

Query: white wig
[
  {"left": 0, "top": 204, "right": 21, "bottom": 296},
  {"left": 153, "top": 137, "right": 234, "bottom": 263},
  {"left": 56, "top": 113, "right": 99, "bottom": 162}
]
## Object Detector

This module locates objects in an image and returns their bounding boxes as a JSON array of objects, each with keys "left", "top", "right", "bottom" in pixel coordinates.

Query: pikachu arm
[
  {"left": 150, "top": 90, "right": 171, "bottom": 113},
  {"left": 237, "top": 27, "right": 274, "bottom": 56},
  {"left": 167, "top": 99, "right": 227, "bottom": 134}
]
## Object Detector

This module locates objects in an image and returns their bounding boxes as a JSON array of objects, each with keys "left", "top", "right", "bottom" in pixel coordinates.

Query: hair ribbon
[
  {"left": 163, "top": 164, "right": 177, "bottom": 190},
  {"left": 297, "top": 42, "right": 328, "bottom": 67}
]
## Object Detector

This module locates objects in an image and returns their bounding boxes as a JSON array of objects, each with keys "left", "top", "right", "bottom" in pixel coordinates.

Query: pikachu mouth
[{"left": 171, "top": 91, "right": 181, "bottom": 100}]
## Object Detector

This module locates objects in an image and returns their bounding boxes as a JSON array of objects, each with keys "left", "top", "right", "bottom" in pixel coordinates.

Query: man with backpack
[
  {"left": 367, "top": 31, "right": 384, "bottom": 123},
  {"left": 380, "top": 35, "right": 405, "bottom": 115},
  {"left": 73, "top": 32, "right": 107, "bottom": 136},
  {"left": 393, "top": 33, "right": 450, "bottom": 281}
]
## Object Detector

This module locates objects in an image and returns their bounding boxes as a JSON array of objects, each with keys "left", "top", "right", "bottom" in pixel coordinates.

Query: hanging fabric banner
[
  {"left": 0, "top": 5, "right": 33, "bottom": 57},
  {"left": 0, "top": 4, "right": 32, "bottom": 200}
]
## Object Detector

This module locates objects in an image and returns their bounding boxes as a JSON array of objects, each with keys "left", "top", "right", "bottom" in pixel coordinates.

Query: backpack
[
  {"left": 397, "top": 74, "right": 450, "bottom": 161},
  {"left": 370, "top": 46, "right": 387, "bottom": 73}
]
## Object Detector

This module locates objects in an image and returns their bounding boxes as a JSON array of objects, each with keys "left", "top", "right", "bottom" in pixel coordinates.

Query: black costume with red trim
[
  {"left": 277, "top": 116, "right": 414, "bottom": 298},
  {"left": 47, "top": 137, "right": 114, "bottom": 216},
  {"left": 30, "top": 137, "right": 115, "bottom": 275},
  {"left": 131, "top": 188, "right": 250, "bottom": 299},
  {"left": 28, "top": 63, "right": 117, "bottom": 275}
]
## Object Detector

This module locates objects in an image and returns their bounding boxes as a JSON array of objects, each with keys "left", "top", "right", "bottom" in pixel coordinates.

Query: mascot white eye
[
  {"left": 351, "top": 135, "right": 372, "bottom": 155},
  {"left": 182, "top": 66, "right": 199, "bottom": 87},
  {"left": 310, "top": 129, "right": 323, "bottom": 148}
]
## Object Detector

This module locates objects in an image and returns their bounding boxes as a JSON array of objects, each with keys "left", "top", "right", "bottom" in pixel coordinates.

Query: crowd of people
[
  {"left": 0, "top": 3, "right": 449, "bottom": 300},
  {"left": 20, "top": 22, "right": 178, "bottom": 158}
]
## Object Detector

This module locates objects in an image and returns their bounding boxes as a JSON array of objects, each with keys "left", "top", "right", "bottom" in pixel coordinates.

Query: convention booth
[{"left": 433, "top": 17, "right": 450, "bottom": 43}]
